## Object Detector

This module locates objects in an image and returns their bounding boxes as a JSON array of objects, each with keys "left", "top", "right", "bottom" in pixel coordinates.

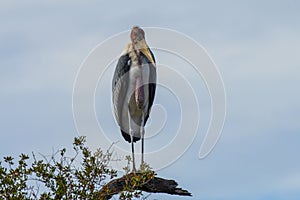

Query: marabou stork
[{"left": 112, "top": 26, "right": 156, "bottom": 172}]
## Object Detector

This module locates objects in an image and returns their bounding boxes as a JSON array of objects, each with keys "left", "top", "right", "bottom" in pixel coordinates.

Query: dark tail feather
[{"left": 121, "top": 130, "right": 140, "bottom": 143}]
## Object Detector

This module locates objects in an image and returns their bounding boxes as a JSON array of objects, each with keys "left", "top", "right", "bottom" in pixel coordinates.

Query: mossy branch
[{"left": 98, "top": 172, "right": 192, "bottom": 199}]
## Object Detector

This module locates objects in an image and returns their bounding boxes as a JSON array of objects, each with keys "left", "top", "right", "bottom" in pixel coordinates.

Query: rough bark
[{"left": 97, "top": 172, "right": 192, "bottom": 199}]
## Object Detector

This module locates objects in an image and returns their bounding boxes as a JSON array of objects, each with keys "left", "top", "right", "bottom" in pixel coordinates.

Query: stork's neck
[
  {"left": 129, "top": 40, "right": 155, "bottom": 66},
  {"left": 127, "top": 43, "right": 140, "bottom": 66}
]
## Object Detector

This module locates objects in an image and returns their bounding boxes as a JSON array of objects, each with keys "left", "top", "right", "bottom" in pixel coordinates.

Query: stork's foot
[
  {"left": 139, "top": 161, "right": 151, "bottom": 173},
  {"left": 132, "top": 167, "right": 137, "bottom": 173}
]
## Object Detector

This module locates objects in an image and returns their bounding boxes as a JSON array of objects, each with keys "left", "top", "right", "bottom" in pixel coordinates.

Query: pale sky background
[{"left": 1, "top": 1, "right": 300, "bottom": 199}]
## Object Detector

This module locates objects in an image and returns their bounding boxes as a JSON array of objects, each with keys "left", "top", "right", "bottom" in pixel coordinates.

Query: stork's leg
[
  {"left": 128, "top": 111, "right": 136, "bottom": 172},
  {"left": 140, "top": 112, "right": 145, "bottom": 167},
  {"left": 131, "top": 136, "right": 136, "bottom": 172},
  {"left": 141, "top": 130, "right": 144, "bottom": 166}
]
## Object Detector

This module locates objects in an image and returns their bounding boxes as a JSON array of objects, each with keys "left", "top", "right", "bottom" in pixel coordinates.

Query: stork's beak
[
  {"left": 140, "top": 48, "right": 155, "bottom": 66},
  {"left": 136, "top": 39, "right": 155, "bottom": 66}
]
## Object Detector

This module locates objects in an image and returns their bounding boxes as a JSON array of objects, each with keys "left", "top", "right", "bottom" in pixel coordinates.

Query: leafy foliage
[{"left": 0, "top": 136, "right": 153, "bottom": 200}]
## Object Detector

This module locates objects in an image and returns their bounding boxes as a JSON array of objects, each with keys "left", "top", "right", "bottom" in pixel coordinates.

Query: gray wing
[
  {"left": 144, "top": 49, "right": 157, "bottom": 125},
  {"left": 112, "top": 53, "right": 131, "bottom": 127}
]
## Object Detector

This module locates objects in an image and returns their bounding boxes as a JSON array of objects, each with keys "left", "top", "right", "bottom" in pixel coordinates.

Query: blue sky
[{"left": 1, "top": 1, "right": 300, "bottom": 199}]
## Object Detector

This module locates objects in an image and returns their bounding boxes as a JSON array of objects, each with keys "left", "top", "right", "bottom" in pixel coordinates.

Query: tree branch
[{"left": 97, "top": 172, "right": 192, "bottom": 199}]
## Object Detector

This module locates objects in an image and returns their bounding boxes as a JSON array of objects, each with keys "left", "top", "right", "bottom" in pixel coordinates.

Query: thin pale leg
[
  {"left": 140, "top": 112, "right": 145, "bottom": 167},
  {"left": 141, "top": 132, "right": 144, "bottom": 166},
  {"left": 131, "top": 137, "right": 136, "bottom": 172},
  {"left": 128, "top": 111, "right": 136, "bottom": 172}
]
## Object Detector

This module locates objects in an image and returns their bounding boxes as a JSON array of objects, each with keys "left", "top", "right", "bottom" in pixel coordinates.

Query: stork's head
[
  {"left": 130, "top": 26, "right": 155, "bottom": 65},
  {"left": 130, "top": 26, "right": 145, "bottom": 44}
]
